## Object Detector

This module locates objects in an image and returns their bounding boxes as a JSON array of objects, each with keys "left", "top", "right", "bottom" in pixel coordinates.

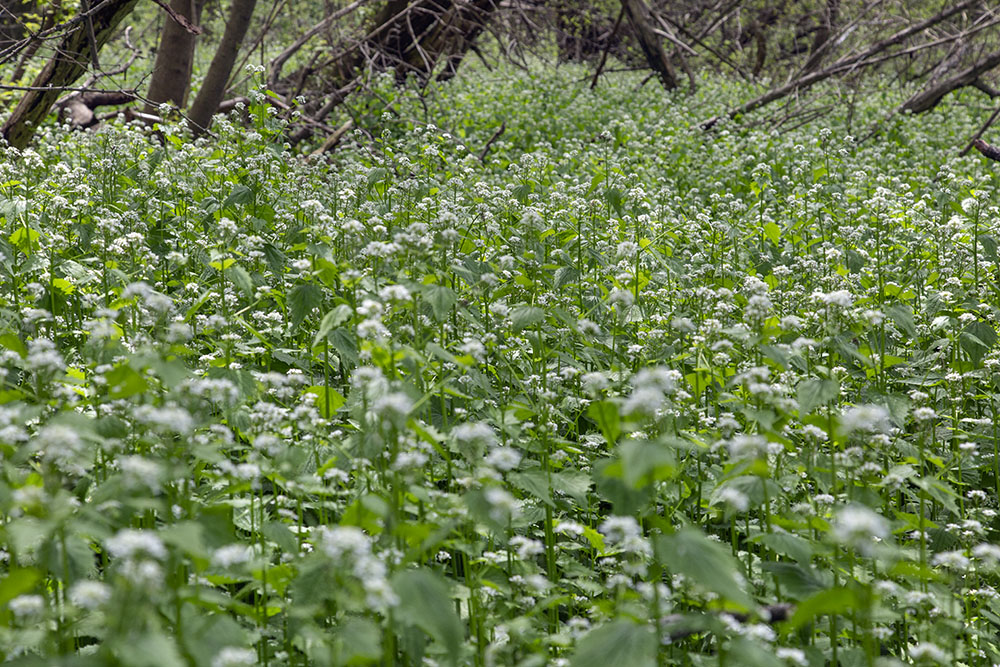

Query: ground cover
[{"left": 0, "top": 67, "right": 999, "bottom": 666}]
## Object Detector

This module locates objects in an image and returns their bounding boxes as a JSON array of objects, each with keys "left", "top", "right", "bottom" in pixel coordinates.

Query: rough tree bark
[
  {"left": 1, "top": 0, "right": 138, "bottom": 149},
  {"left": 436, "top": 0, "right": 498, "bottom": 81},
  {"left": 287, "top": 0, "right": 496, "bottom": 144},
  {"left": 800, "top": 0, "right": 839, "bottom": 75},
  {"left": 901, "top": 48, "right": 1000, "bottom": 114},
  {"left": 145, "top": 0, "right": 206, "bottom": 110},
  {"left": 621, "top": 0, "right": 677, "bottom": 90},
  {"left": 187, "top": 0, "right": 257, "bottom": 133}
]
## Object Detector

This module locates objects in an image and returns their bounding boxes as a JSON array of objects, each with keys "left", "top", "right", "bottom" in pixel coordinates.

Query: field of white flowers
[{"left": 1, "top": 67, "right": 1000, "bottom": 666}]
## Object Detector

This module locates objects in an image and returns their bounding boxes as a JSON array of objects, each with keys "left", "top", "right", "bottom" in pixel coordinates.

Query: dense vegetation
[{"left": 2, "top": 66, "right": 1000, "bottom": 666}]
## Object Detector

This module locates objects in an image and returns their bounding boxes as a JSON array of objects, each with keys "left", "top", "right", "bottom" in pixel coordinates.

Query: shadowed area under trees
[{"left": 3, "top": 1, "right": 1000, "bottom": 151}]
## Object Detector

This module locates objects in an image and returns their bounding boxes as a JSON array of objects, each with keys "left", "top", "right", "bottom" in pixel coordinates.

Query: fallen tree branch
[
  {"left": 971, "top": 136, "right": 1000, "bottom": 161},
  {"left": 309, "top": 118, "right": 355, "bottom": 156},
  {"left": 149, "top": 0, "right": 203, "bottom": 34},
  {"left": 267, "top": 0, "right": 373, "bottom": 89},
  {"left": 58, "top": 90, "right": 137, "bottom": 127},
  {"left": 479, "top": 120, "right": 505, "bottom": 161},
  {"left": 700, "top": 0, "right": 979, "bottom": 129},
  {"left": 901, "top": 47, "right": 1000, "bottom": 113}
]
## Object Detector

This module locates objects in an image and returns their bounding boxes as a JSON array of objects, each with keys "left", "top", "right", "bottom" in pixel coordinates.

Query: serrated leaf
[
  {"left": 229, "top": 264, "right": 254, "bottom": 296},
  {"left": 796, "top": 378, "right": 839, "bottom": 416},
  {"left": 763, "top": 221, "right": 781, "bottom": 246},
  {"left": 509, "top": 469, "right": 553, "bottom": 506},
  {"left": 511, "top": 305, "right": 545, "bottom": 332},
  {"left": 424, "top": 284, "right": 457, "bottom": 322},
  {"left": 754, "top": 531, "right": 814, "bottom": 564},
  {"left": 305, "top": 385, "right": 346, "bottom": 418},
  {"left": 619, "top": 439, "right": 675, "bottom": 488},
  {"left": 655, "top": 528, "right": 752, "bottom": 608},
  {"left": 570, "top": 619, "right": 656, "bottom": 667},
  {"left": 788, "top": 587, "right": 858, "bottom": 629},
  {"left": 313, "top": 304, "right": 353, "bottom": 347},
  {"left": 288, "top": 282, "right": 324, "bottom": 329},
  {"left": 391, "top": 569, "right": 462, "bottom": 666},
  {"left": 587, "top": 400, "right": 620, "bottom": 446},
  {"left": 223, "top": 184, "right": 253, "bottom": 209},
  {"left": 9, "top": 225, "right": 39, "bottom": 255},
  {"left": 51, "top": 277, "right": 75, "bottom": 295},
  {"left": 759, "top": 561, "right": 827, "bottom": 600},
  {"left": 885, "top": 304, "right": 916, "bottom": 338}
]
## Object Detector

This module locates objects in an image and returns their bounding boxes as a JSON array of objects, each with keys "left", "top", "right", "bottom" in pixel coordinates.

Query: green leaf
[
  {"left": 223, "top": 184, "right": 253, "bottom": 209},
  {"left": 0, "top": 333, "right": 27, "bottom": 358},
  {"left": 763, "top": 221, "right": 781, "bottom": 246},
  {"left": 0, "top": 567, "right": 41, "bottom": 606},
  {"left": 587, "top": 400, "right": 620, "bottom": 446},
  {"left": 886, "top": 304, "right": 916, "bottom": 338},
  {"left": 727, "top": 638, "right": 784, "bottom": 667},
  {"left": 289, "top": 283, "right": 324, "bottom": 329},
  {"left": 313, "top": 304, "right": 354, "bottom": 347},
  {"left": 424, "top": 285, "right": 457, "bottom": 322},
  {"left": 619, "top": 439, "right": 676, "bottom": 488},
  {"left": 511, "top": 305, "right": 545, "bottom": 332},
  {"left": 961, "top": 320, "right": 998, "bottom": 363},
  {"left": 509, "top": 469, "right": 553, "bottom": 506},
  {"left": 9, "top": 225, "right": 39, "bottom": 255},
  {"left": 305, "top": 385, "right": 346, "bottom": 418},
  {"left": 796, "top": 378, "right": 839, "bottom": 416},
  {"left": 754, "top": 531, "right": 814, "bottom": 564},
  {"left": 569, "top": 619, "right": 656, "bottom": 667},
  {"left": 333, "top": 616, "right": 382, "bottom": 664},
  {"left": 105, "top": 363, "right": 149, "bottom": 398},
  {"left": 328, "top": 328, "right": 359, "bottom": 366},
  {"left": 787, "top": 587, "right": 858, "bottom": 629},
  {"left": 115, "top": 632, "right": 186, "bottom": 667},
  {"left": 555, "top": 266, "right": 580, "bottom": 288},
  {"left": 229, "top": 264, "right": 254, "bottom": 296},
  {"left": 655, "top": 528, "right": 753, "bottom": 608},
  {"left": 51, "top": 277, "right": 75, "bottom": 295},
  {"left": 391, "top": 569, "right": 462, "bottom": 666},
  {"left": 759, "top": 561, "right": 828, "bottom": 600}
]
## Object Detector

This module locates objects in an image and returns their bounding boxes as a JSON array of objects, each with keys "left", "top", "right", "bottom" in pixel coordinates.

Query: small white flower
[
  {"left": 831, "top": 505, "right": 889, "bottom": 555},
  {"left": 106, "top": 529, "right": 167, "bottom": 561},
  {"left": 484, "top": 446, "right": 521, "bottom": 471},
  {"left": 212, "top": 646, "right": 257, "bottom": 667},
  {"left": 8, "top": 594, "right": 44, "bottom": 618},
  {"left": 69, "top": 581, "right": 111, "bottom": 610}
]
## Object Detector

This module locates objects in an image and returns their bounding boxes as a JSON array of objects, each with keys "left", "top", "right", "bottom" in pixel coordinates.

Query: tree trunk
[
  {"left": 186, "top": 0, "right": 257, "bottom": 134},
  {"left": 145, "top": 0, "right": 205, "bottom": 110},
  {"left": 1, "top": 0, "right": 138, "bottom": 149},
  {"left": 621, "top": 0, "right": 677, "bottom": 91},
  {"left": 800, "top": 0, "right": 839, "bottom": 75},
  {"left": 901, "top": 48, "right": 1000, "bottom": 114}
]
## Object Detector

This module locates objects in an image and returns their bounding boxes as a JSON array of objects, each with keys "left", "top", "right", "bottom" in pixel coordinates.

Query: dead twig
[{"left": 479, "top": 121, "right": 505, "bottom": 161}]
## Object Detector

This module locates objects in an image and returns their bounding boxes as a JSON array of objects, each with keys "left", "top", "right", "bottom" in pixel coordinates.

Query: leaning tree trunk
[
  {"left": 145, "top": 0, "right": 205, "bottom": 110},
  {"left": 186, "top": 0, "right": 257, "bottom": 134},
  {"left": 2, "top": 0, "right": 138, "bottom": 149},
  {"left": 621, "top": 0, "right": 677, "bottom": 91},
  {"left": 800, "top": 0, "right": 840, "bottom": 75},
  {"left": 288, "top": 0, "right": 496, "bottom": 145},
  {"left": 436, "top": 0, "right": 497, "bottom": 82},
  {"left": 901, "top": 48, "right": 1000, "bottom": 114}
]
